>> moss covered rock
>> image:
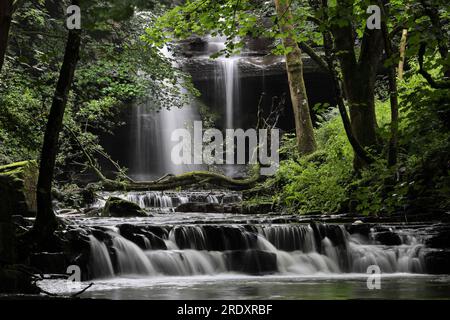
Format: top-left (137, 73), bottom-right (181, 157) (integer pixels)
top-left (0, 160), bottom-right (38, 217)
top-left (102, 197), bottom-right (148, 217)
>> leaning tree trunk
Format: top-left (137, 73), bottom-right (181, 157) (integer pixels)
top-left (274, 0), bottom-right (317, 155)
top-left (34, 28), bottom-right (81, 235)
top-left (0, 0), bottom-right (12, 73)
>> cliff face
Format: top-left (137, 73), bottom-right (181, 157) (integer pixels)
top-left (176, 36), bottom-right (326, 81)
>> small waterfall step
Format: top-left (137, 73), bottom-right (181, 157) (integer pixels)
top-left (85, 221), bottom-right (431, 280)
top-left (92, 190), bottom-right (242, 211)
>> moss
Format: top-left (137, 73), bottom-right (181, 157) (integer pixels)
top-left (0, 160), bottom-right (38, 217)
top-left (102, 197), bottom-right (148, 217)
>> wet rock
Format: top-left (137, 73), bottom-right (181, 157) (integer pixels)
top-left (0, 160), bottom-right (38, 217)
top-left (146, 226), bottom-right (169, 239)
top-left (91, 228), bottom-right (113, 243)
top-left (81, 184), bottom-right (98, 207)
top-left (102, 197), bottom-right (148, 217)
top-left (225, 250), bottom-right (277, 275)
top-left (426, 226), bottom-right (450, 249)
top-left (84, 207), bottom-right (103, 217)
top-left (374, 231), bottom-right (402, 246)
top-left (323, 225), bottom-right (347, 247)
top-left (310, 222), bottom-right (326, 252)
top-left (424, 250), bottom-right (450, 274)
top-left (171, 225), bottom-right (259, 251)
top-left (345, 223), bottom-right (374, 237)
top-left (118, 224), bottom-right (167, 250)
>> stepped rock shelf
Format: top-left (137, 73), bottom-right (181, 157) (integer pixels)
top-left (15, 190), bottom-right (450, 299)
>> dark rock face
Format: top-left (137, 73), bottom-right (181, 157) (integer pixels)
top-left (345, 223), bottom-right (374, 237)
top-left (374, 231), bottom-right (402, 246)
top-left (102, 197), bottom-right (148, 217)
top-left (225, 250), bottom-right (277, 275)
top-left (29, 252), bottom-right (68, 274)
top-left (424, 250), bottom-right (450, 274)
top-left (172, 225), bottom-right (259, 251)
top-left (426, 225), bottom-right (450, 249)
top-left (118, 224), bottom-right (167, 250)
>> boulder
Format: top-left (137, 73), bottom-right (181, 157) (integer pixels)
top-left (102, 197), bottom-right (148, 217)
top-left (374, 231), bottom-right (402, 246)
top-left (0, 160), bottom-right (38, 217)
top-left (345, 223), bottom-right (373, 237)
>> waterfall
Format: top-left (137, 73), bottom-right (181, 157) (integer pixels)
top-left (111, 234), bottom-right (157, 275)
top-left (88, 235), bottom-right (114, 279)
top-left (129, 46), bottom-right (201, 180)
top-left (217, 57), bottom-right (240, 129)
top-left (88, 223), bottom-right (427, 279)
top-left (92, 191), bottom-right (235, 212)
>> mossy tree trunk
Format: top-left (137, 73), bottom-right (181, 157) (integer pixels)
top-left (274, 0), bottom-right (317, 155)
top-left (34, 25), bottom-right (81, 236)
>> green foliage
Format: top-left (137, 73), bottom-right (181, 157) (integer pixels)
top-left (259, 69), bottom-right (450, 215)
top-left (272, 109), bottom-right (353, 213)
top-left (0, 0), bottom-right (198, 182)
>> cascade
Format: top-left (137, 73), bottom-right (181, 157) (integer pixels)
top-left (91, 191), bottom-right (235, 212)
top-left (87, 223), bottom-right (427, 279)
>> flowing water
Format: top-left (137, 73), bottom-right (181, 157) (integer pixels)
top-left (43, 191), bottom-right (450, 299)
top-left (129, 36), bottom-right (245, 179)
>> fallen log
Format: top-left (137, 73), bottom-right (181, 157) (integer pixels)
top-left (64, 125), bottom-right (262, 191)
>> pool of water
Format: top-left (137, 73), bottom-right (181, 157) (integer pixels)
top-left (38, 274), bottom-right (450, 300)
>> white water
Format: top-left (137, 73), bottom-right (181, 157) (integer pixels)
top-left (91, 191), bottom-right (233, 212)
top-left (88, 223), bottom-right (427, 279)
top-left (130, 46), bottom-right (201, 180)
top-left (217, 57), bottom-right (240, 129)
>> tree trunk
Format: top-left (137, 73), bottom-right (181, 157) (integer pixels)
top-left (397, 29), bottom-right (408, 80)
top-left (0, 0), bottom-right (12, 73)
top-left (34, 27), bottom-right (81, 235)
top-left (379, 2), bottom-right (399, 167)
top-left (274, 0), bottom-right (317, 155)
top-left (331, 0), bottom-right (383, 169)
top-left (419, 0), bottom-right (449, 77)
